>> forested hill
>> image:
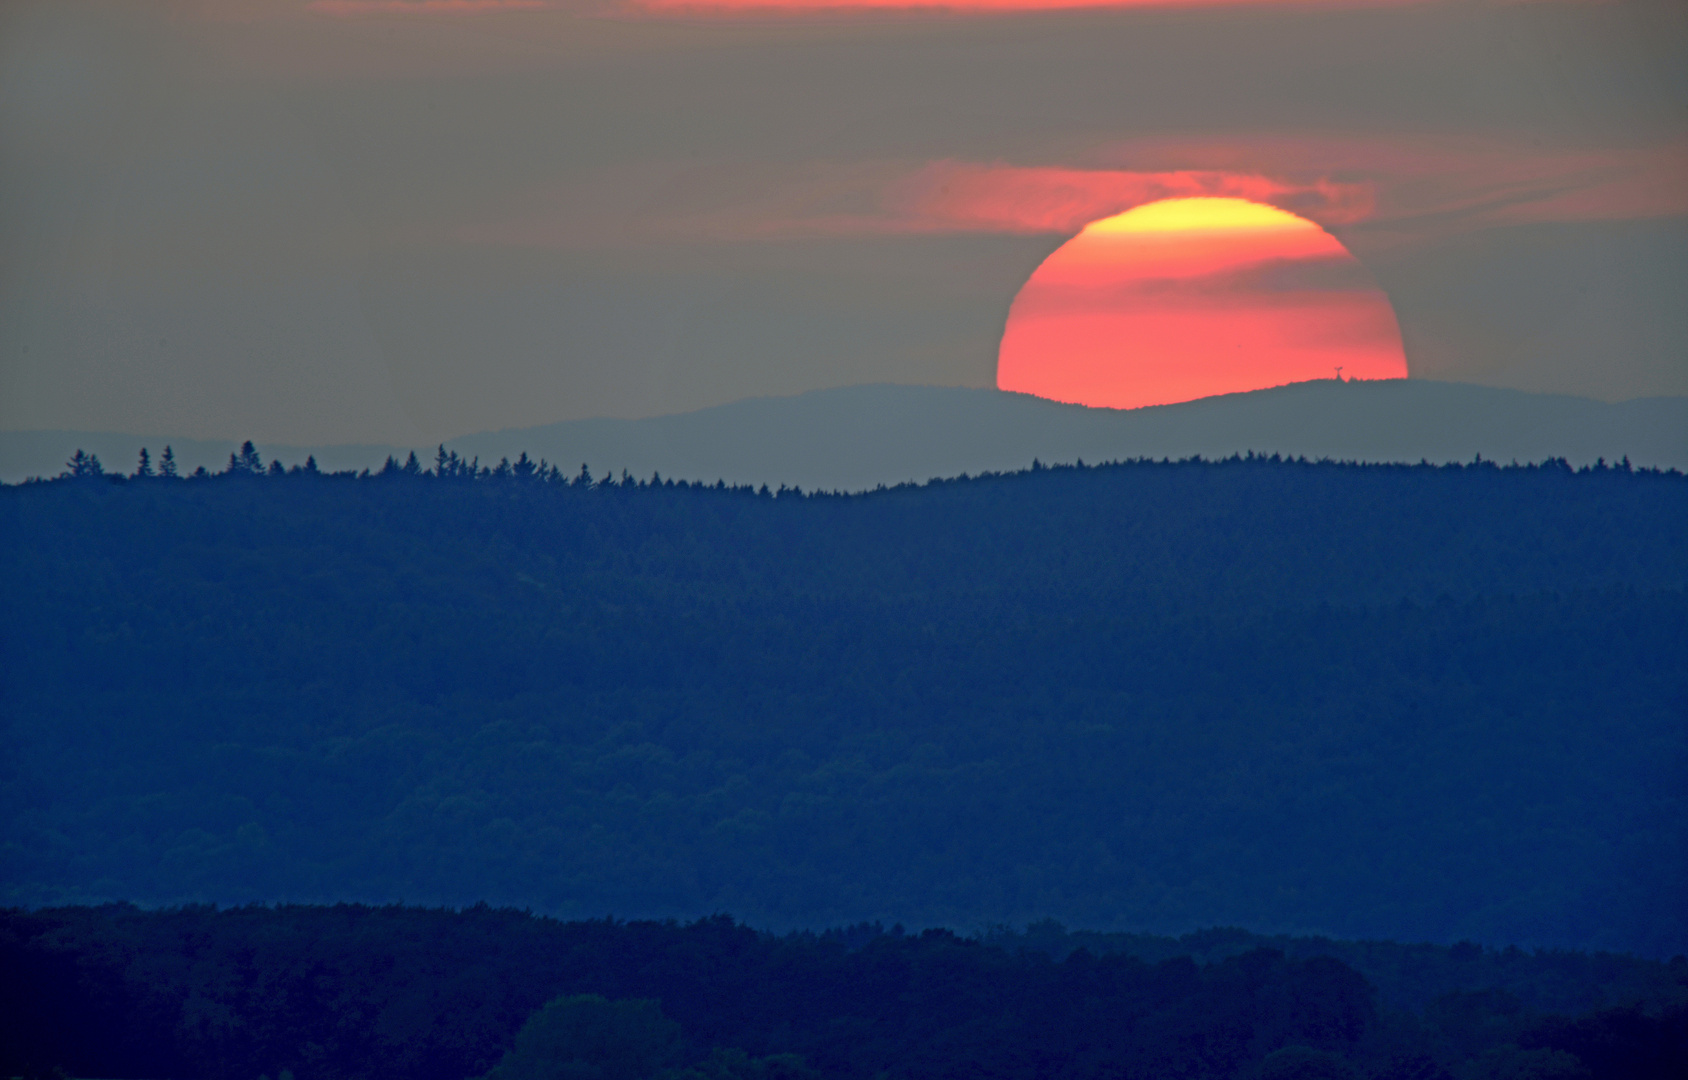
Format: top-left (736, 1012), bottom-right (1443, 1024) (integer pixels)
top-left (2, 454), bottom-right (1685, 955)
top-left (5, 905), bottom-right (1686, 1080)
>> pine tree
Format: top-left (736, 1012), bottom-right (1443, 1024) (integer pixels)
top-left (159, 446), bottom-right (178, 477)
top-left (135, 448), bottom-right (154, 478)
top-left (227, 441), bottom-right (264, 475)
top-left (66, 449), bottom-right (104, 478)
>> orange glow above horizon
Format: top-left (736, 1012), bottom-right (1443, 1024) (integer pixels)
top-left (996, 198), bottom-right (1408, 410)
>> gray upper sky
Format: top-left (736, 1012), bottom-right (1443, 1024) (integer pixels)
top-left (2, 0), bottom-right (1684, 445)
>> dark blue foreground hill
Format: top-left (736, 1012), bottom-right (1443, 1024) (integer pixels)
top-left (4, 904), bottom-right (1685, 1080)
top-left (1, 454), bottom-right (1684, 954)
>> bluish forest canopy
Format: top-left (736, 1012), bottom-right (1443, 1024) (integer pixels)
top-left (2, 451), bottom-right (1684, 957)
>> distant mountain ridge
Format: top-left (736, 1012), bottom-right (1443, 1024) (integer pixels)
top-left (6, 378), bottom-right (1685, 488)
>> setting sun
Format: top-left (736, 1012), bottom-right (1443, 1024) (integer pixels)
top-left (997, 197), bottom-right (1408, 410)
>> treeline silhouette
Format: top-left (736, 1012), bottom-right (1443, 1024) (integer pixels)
top-left (3, 904), bottom-right (1685, 1080)
top-left (2, 448), bottom-right (1685, 955)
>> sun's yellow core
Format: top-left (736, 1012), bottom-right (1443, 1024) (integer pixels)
top-left (1084, 196), bottom-right (1310, 235)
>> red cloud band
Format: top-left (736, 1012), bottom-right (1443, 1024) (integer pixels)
top-left (307, 0), bottom-right (546, 15)
top-left (633, 0), bottom-right (1417, 12)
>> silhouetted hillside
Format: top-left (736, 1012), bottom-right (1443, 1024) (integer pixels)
top-left (2, 454), bottom-right (1684, 955)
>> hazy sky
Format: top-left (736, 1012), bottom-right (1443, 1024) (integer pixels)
top-left (2, 0), bottom-right (1684, 445)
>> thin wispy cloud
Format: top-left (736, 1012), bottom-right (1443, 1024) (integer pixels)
top-left (1097, 136), bottom-right (1688, 235)
top-left (451, 163), bottom-right (1369, 248)
top-left (890, 164), bottom-right (1373, 233)
top-left (454, 138), bottom-right (1684, 250)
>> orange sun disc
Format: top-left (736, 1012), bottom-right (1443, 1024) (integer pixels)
top-left (996, 197), bottom-right (1408, 410)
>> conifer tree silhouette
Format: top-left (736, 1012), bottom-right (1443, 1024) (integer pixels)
top-left (65, 449), bottom-right (102, 477)
top-left (227, 441), bottom-right (263, 475)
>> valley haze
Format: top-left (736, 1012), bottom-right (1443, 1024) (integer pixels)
top-left (4, 378), bottom-right (1686, 489)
